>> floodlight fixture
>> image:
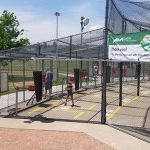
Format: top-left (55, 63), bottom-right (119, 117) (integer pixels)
top-left (80, 16), bottom-right (89, 49)
top-left (81, 16), bottom-right (85, 21)
top-left (54, 12), bottom-right (60, 17)
top-left (83, 18), bottom-right (89, 26)
top-left (54, 12), bottom-right (60, 39)
top-left (80, 16), bottom-right (90, 32)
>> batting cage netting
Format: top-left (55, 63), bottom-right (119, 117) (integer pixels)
top-left (108, 0), bottom-right (150, 33)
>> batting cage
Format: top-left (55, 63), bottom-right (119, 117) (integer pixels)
top-left (103, 0), bottom-right (150, 142)
top-left (0, 0), bottom-right (150, 142)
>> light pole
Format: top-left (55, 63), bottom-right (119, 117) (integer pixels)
top-left (54, 12), bottom-right (60, 58)
top-left (80, 16), bottom-right (85, 48)
top-left (80, 16), bottom-right (89, 48)
top-left (80, 16), bottom-right (89, 88)
top-left (54, 12), bottom-right (60, 39)
top-left (101, 0), bottom-right (109, 124)
top-left (54, 12), bottom-right (60, 97)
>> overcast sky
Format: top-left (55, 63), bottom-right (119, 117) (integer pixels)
top-left (0, 0), bottom-right (105, 44)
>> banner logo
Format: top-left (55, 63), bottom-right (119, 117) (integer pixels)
top-left (140, 35), bottom-right (150, 51)
top-left (113, 38), bottom-right (123, 43)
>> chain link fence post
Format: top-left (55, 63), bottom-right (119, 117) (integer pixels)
top-left (15, 87), bottom-right (19, 116)
top-left (23, 59), bottom-right (25, 102)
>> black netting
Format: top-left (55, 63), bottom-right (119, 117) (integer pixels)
top-left (0, 28), bottom-right (104, 60)
top-left (108, 0), bottom-right (150, 33)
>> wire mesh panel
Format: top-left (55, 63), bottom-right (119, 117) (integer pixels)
top-left (0, 59), bottom-right (10, 113)
top-left (106, 61), bottom-right (150, 142)
top-left (0, 28), bottom-right (105, 60)
top-left (104, 1), bottom-right (150, 142)
top-left (0, 59), bottom-right (26, 114)
top-left (0, 58), bottom-right (104, 123)
top-left (108, 0), bottom-right (150, 33)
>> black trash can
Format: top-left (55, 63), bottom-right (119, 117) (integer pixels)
top-left (33, 71), bottom-right (42, 102)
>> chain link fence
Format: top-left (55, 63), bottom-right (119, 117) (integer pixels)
top-left (0, 5), bottom-right (150, 140)
top-left (0, 58), bottom-right (150, 142)
top-left (105, 61), bottom-right (150, 143)
top-left (0, 59), bottom-right (102, 113)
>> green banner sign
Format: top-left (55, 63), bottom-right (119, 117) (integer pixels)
top-left (108, 31), bottom-right (150, 61)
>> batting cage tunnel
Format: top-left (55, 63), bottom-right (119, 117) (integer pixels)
top-left (0, 0), bottom-right (150, 143)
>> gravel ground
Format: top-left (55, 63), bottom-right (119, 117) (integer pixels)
top-left (0, 128), bottom-right (114, 150)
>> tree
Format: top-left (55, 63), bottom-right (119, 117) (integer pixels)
top-left (0, 10), bottom-right (30, 50)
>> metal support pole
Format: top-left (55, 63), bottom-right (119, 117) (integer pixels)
top-left (62, 78), bottom-right (64, 94)
top-left (81, 30), bottom-right (83, 48)
top-left (101, 0), bottom-right (109, 124)
top-left (42, 60), bottom-right (44, 95)
top-left (112, 62), bottom-right (114, 83)
top-left (54, 13), bottom-right (60, 97)
top-left (38, 44), bottom-right (41, 56)
top-left (76, 52), bottom-right (78, 68)
top-left (100, 62), bottom-right (103, 85)
top-left (149, 66), bottom-right (150, 81)
top-left (142, 63), bottom-right (145, 80)
top-left (67, 60), bottom-right (69, 82)
top-left (94, 73), bottom-right (96, 87)
top-left (15, 89), bottom-right (18, 116)
top-left (42, 60), bottom-right (44, 73)
top-left (54, 12), bottom-right (60, 58)
top-left (80, 16), bottom-right (84, 48)
top-left (50, 60), bottom-right (53, 70)
top-left (23, 60), bottom-right (25, 102)
top-left (119, 62), bottom-right (123, 106)
top-left (80, 60), bottom-right (83, 88)
top-left (137, 62), bottom-right (141, 96)
top-left (101, 61), bottom-right (107, 124)
top-left (35, 60), bottom-right (38, 71)
top-left (87, 61), bottom-right (90, 86)
top-left (69, 36), bottom-right (72, 59)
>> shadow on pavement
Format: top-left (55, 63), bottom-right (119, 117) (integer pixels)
top-left (110, 124), bottom-right (150, 143)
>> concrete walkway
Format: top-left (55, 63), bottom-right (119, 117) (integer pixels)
top-left (0, 118), bottom-right (149, 150)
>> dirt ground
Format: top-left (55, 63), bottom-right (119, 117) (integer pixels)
top-left (0, 128), bottom-right (114, 150)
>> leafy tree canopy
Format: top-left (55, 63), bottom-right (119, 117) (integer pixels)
top-left (0, 10), bottom-right (30, 50)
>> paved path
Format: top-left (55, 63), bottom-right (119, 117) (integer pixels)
top-left (0, 118), bottom-right (149, 150)
top-left (17, 83), bottom-right (150, 143)
top-left (0, 128), bottom-right (113, 150)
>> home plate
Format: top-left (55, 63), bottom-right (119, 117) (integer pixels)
top-left (106, 110), bottom-right (113, 116)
